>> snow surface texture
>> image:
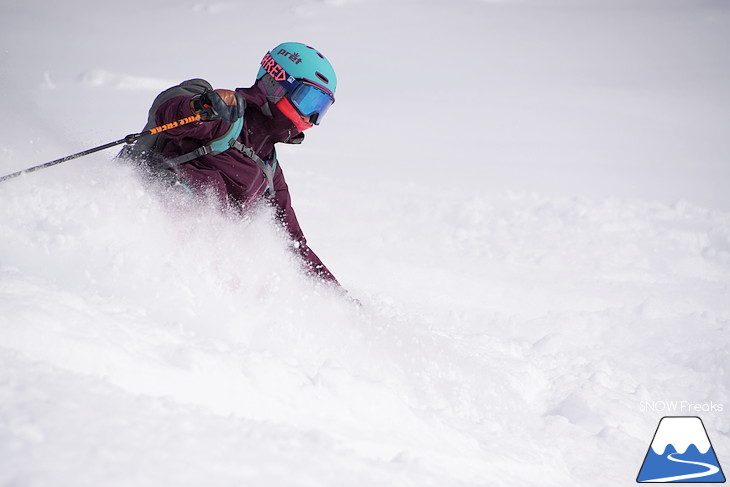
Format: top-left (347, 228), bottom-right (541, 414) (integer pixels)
top-left (1, 0), bottom-right (729, 485)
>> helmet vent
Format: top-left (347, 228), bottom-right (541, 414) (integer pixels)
top-left (316, 72), bottom-right (329, 84)
top-left (316, 52), bottom-right (324, 59)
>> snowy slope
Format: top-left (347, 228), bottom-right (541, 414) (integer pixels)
top-left (1, 0), bottom-right (730, 486)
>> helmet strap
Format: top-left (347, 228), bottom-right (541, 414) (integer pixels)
top-left (257, 74), bottom-right (287, 104)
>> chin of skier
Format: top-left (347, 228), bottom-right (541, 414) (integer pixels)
top-left (152, 42), bottom-right (340, 286)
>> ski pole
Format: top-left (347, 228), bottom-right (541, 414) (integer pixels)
top-left (0, 114), bottom-right (202, 183)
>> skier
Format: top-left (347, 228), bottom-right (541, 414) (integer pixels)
top-left (144, 42), bottom-right (339, 285)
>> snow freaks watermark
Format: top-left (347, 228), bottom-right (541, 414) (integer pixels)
top-left (639, 400), bottom-right (724, 414)
top-left (636, 416), bottom-right (726, 483)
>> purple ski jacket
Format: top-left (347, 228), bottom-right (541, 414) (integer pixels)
top-left (155, 81), bottom-right (338, 284)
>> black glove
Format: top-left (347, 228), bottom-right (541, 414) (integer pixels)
top-left (192, 89), bottom-right (245, 123)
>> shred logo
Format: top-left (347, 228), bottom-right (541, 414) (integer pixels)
top-left (260, 53), bottom-right (289, 82)
top-left (260, 50), bottom-right (304, 82)
top-left (637, 416), bottom-right (726, 483)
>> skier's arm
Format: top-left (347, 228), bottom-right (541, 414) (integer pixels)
top-left (272, 164), bottom-right (339, 285)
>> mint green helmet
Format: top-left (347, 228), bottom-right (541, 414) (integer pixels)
top-left (257, 42), bottom-right (337, 95)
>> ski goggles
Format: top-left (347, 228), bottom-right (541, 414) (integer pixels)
top-left (286, 80), bottom-right (334, 125)
top-left (260, 52), bottom-right (335, 125)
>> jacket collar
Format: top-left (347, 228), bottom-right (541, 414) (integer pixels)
top-left (236, 81), bottom-right (305, 145)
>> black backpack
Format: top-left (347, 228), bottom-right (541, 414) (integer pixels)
top-left (119, 79), bottom-right (276, 194)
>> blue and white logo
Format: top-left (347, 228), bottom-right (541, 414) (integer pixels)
top-left (637, 416), bottom-right (726, 483)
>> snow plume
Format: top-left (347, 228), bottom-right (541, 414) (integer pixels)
top-left (0, 159), bottom-right (353, 344)
top-left (0, 160), bottom-right (511, 483)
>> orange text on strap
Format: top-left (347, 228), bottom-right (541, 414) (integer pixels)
top-left (150, 114), bottom-right (202, 135)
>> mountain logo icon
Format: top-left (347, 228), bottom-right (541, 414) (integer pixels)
top-left (637, 416), bottom-right (726, 483)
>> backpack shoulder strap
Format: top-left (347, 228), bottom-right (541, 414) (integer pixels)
top-left (163, 116), bottom-right (244, 167)
top-left (163, 121), bottom-right (277, 199)
top-left (229, 139), bottom-right (277, 197)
